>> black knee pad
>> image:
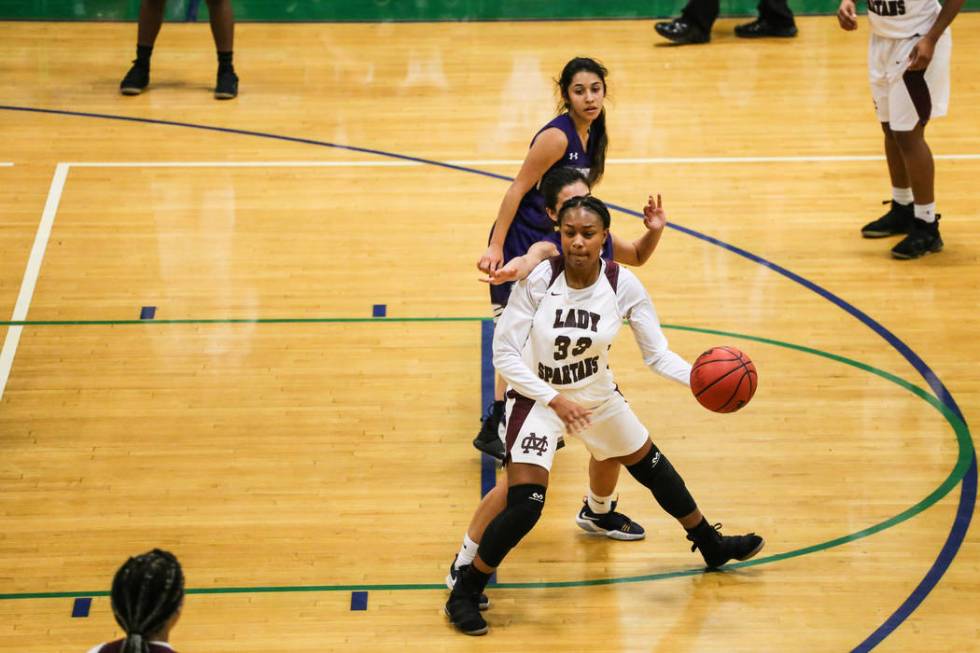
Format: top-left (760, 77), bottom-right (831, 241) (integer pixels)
top-left (626, 445), bottom-right (697, 519)
top-left (476, 484), bottom-right (546, 568)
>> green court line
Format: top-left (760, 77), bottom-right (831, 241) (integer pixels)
top-left (0, 317), bottom-right (486, 326)
top-left (0, 327), bottom-right (971, 601)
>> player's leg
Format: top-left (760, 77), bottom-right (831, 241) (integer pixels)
top-left (861, 122), bottom-right (915, 237)
top-left (887, 32), bottom-right (951, 259)
top-left (616, 438), bottom-right (764, 568)
top-left (120, 0), bottom-right (167, 95)
top-left (574, 456), bottom-right (646, 540)
top-left (205, 0), bottom-right (238, 99)
top-left (447, 395), bottom-right (559, 635)
top-left (445, 470), bottom-right (507, 609)
top-left (473, 303), bottom-right (507, 459)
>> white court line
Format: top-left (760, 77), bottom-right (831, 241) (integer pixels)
top-left (0, 163), bottom-right (13, 167)
top-left (64, 153), bottom-right (980, 168)
top-left (0, 163), bottom-right (69, 402)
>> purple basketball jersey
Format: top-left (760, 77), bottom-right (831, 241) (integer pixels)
top-left (490, 113), bottom-right (598, 307)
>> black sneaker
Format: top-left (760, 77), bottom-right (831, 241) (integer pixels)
top-left (891, 216), bottom-right (943, 259)
top-left (120, 61), bottom-right (149, 95)
top-left (734, 18), bottom-right (798, 38)
top-left (472, 400), bottom-right (505, 460)
top-left (687, 521), bottom-right (765, 569)
top-left (862, 200), bottom-right (914, 238)
top-left (445, 566), bottom-right (490, 636)
top-left (654, 19), bottom-right (710, 44)
top-left (574, 499), bottom-right (646, 541)
top-left (215, 68), bottom-right (239, 99)
top-left (445, 556), bottom-right (490, 610)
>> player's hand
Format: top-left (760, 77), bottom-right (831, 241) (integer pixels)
top-left (908, 36), bottom-right (936, 71)
top-left (479, 264), bottom-right (520, 285)
top-left (643, 193), bottom-right (667, 232)
top-left (548, 395), bottom-right (592, 433)
top-left (837, 0), bottom-right (858, 30)
top-left (478, 243), bottom-right (504, 273)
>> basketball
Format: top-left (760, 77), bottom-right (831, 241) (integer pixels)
top-left (690, 346), bottom-right (758, 413)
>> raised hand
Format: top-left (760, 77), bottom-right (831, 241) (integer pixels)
top-left (643, 193), bottom-right (667, 232)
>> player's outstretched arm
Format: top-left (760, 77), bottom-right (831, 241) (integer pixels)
top-left (612, 194), bottom-right (666, 266)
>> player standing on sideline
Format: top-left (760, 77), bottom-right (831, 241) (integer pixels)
top-left (87, 549), bottom-right (185, 653)
top-left (838, 0), bottom-right (963, 258)
top-left (446, 196), bottom-right (764, 635)
top-left (120, 0), bottom-right (239, 99)
top-left (474, 56), bottom-right (610, 460)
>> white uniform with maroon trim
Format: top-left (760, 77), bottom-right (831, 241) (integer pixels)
top-left (492, 257), bottom-right (691, 470)
top-left (866, 0), bottom-right (950, 131)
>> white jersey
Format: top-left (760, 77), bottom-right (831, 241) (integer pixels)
top-left (493, 257), bottom-right (691, 410)
top-left (867, 0), bottom-right (942, 39)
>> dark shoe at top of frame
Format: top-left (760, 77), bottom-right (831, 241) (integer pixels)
top-left (445, 556), bottom-right (490, 610)
top-left (575, 499), bottom-right (646, 541)
top-left (472, 400), bottom-right (505, 460)
top-left (861, 199), bottom-right (914, 238)
top-left (654, 20), bottom-right (710, 45)
top-left (215, 68), bottom-right (239, 100)
top-left (120, 61), bottom-right (149, 95)
top-left (891, 216), bottom-right (943, 259)
top-left (734, 18), bottom-right (798, 38)
top-left (687, 521), bottom-right (765, 569)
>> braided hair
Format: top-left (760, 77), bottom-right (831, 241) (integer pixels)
top-left (110, 549), bottom-right (184, 653)
top-left (557, 194), bottom-right (612, 230)
top-left (556, 57), bottom-right (609, 186)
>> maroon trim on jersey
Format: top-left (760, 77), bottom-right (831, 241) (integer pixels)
top-left (97, 640), bottom-right (177, 653)
top-left (603, 260), bottom-right (620, 292)
top-left (503, 390), bottom-right (536, 466)
top-left (902, 69), bottom-right (931, 126)
top-left (546, 255), bottom-right (565, 289)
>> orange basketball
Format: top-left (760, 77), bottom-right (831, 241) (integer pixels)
top-left (690, 346), bottom-right (758, 413)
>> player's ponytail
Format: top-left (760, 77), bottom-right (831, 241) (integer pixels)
top-left (111, 549), bottom-right (184, 653)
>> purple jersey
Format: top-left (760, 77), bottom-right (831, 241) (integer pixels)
top-left (541, 230), bottom-right (614, 260)
top-left (490, 113), bottom-right (598, 307)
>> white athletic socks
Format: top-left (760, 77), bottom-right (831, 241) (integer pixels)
top-left (587, 491), bottom-right (615, 515)
top-left (914, 202), bottom-right (937, 223)
top-left (892, 187), bottom-right (914, 205)
top-left (455, 534), bottom-right (479, 569)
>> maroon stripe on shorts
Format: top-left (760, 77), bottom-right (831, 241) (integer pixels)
top-left (503, 390), bottom-right (535, 465)
top-left (902, 69), bottom-right (932, 126)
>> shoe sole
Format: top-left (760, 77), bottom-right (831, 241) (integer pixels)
top-left (120, 87), bottom-right (145, 95)
top-left (214, 92), bottom-right (238, 100)
top-left (891, 243), bottom-right (943, 260)
top-left (445, 573), bottom-right (490, 610)
top-left (444, 605), bottom-right (489, 636)
top-left (574, 516), bottom-right (646, 541)
top-left (862, 229), bottom-right (908, 238)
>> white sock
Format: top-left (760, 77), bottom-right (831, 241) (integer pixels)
top-left (587, 491), bottom-right (615, 515)
top-left (914, 202), bottom-right (937, 223)
top-left (892, 187), bottom-right (914, 205)
top-left (455, 534), bottom-right (479, 569)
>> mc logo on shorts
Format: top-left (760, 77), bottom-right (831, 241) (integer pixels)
top-left (521, 433), bottom-right (549, 456)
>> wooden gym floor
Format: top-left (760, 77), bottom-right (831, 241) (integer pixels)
top-left (0, 15), bottom-right (977, 652)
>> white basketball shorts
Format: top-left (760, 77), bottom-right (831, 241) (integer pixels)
top-left (502, 389), bottom-right (649, 471)
top-left (868, 30), bottom-right (951, 131)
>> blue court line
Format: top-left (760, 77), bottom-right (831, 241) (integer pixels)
top-left (350, 591), bottom-right (368, 610)
top-left (71, 597), bottom-right (91, 617)
top-left (1, 104), bottom-right (973, 649)
top-left (372, 304), bottom-right (386, 317)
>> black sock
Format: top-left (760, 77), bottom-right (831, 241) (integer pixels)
top-left (135, 44), bottom-right (153, 67)
top-left (685, 517), bottom-right (709, 535)
top-left (217, 50), bottom-right (234, 73)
